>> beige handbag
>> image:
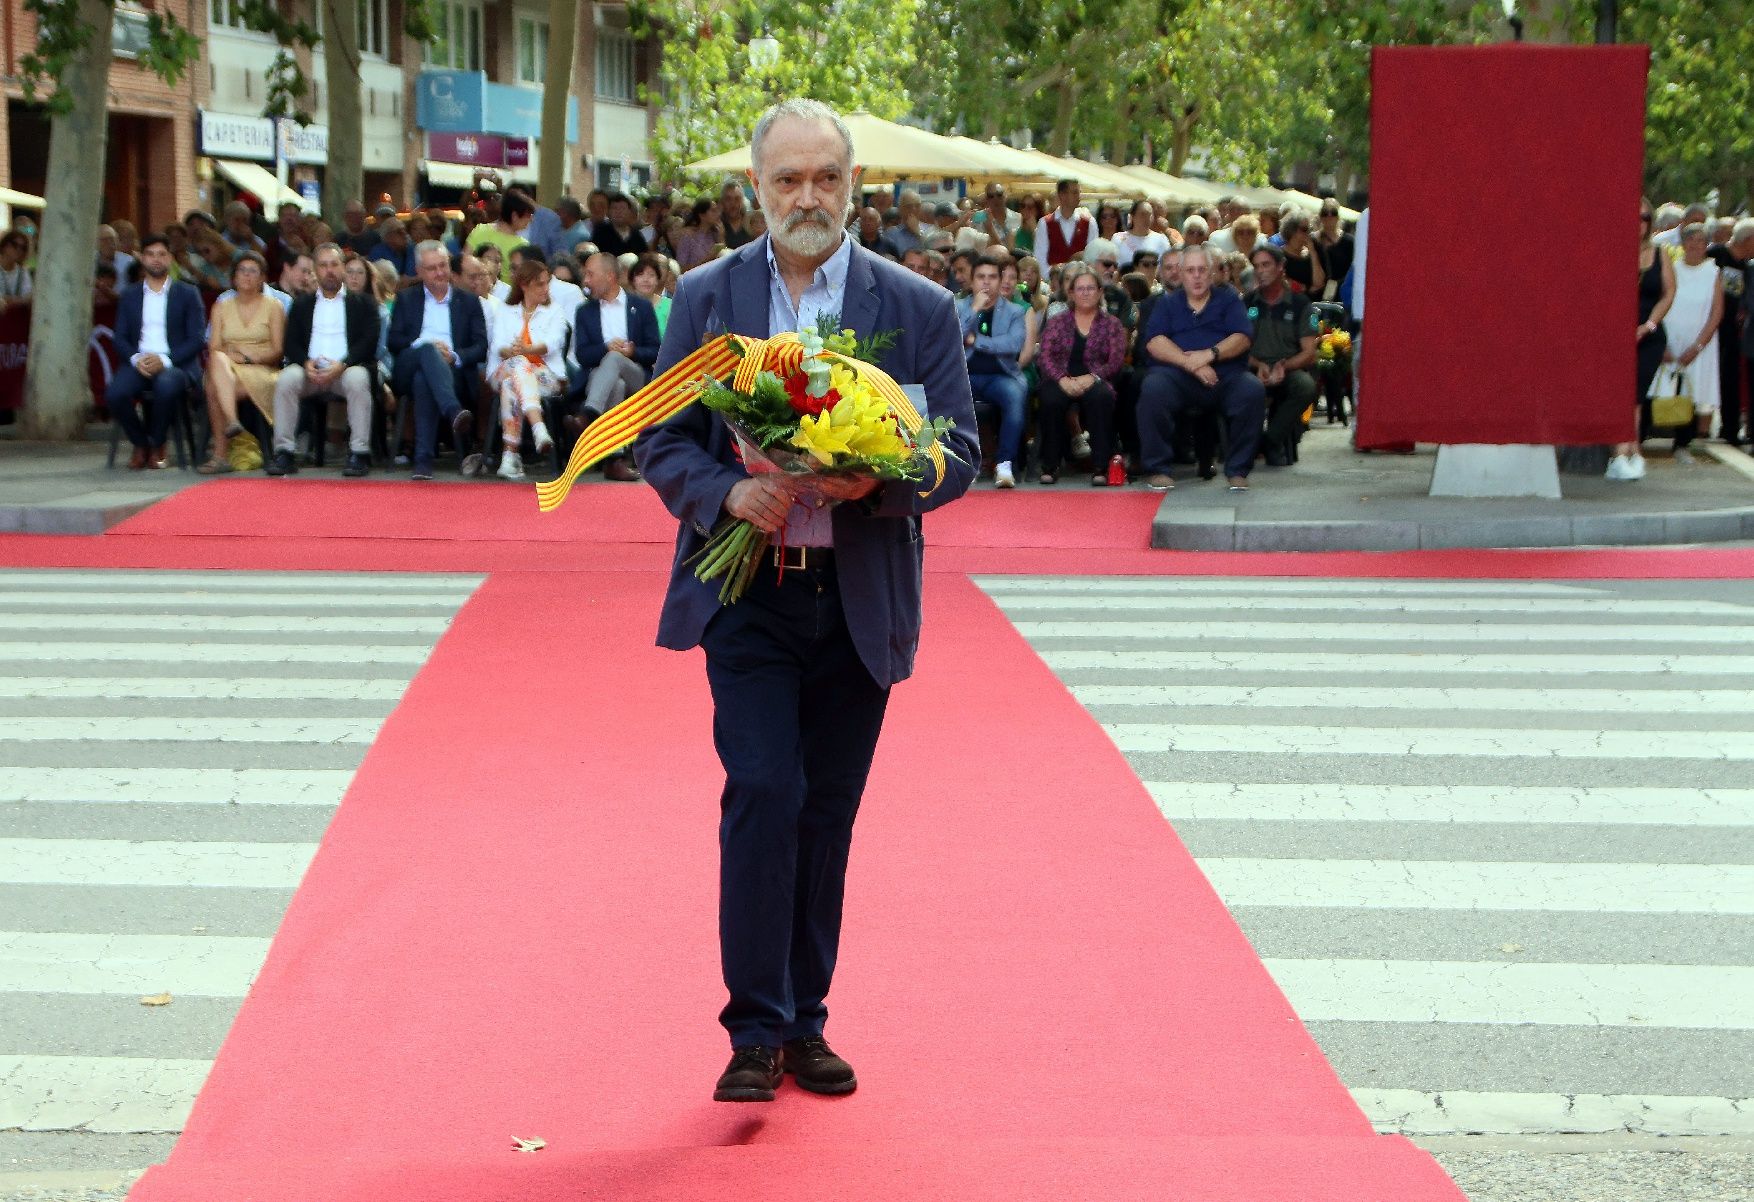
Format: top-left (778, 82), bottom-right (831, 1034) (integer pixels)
top-left (1649, 365), bottom-right (1694, 429)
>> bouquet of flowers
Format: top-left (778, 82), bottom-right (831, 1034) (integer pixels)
top-left (1316, 327), bottom-right (1353, 373)
top-left (690, 314), bottom-right (960, 603)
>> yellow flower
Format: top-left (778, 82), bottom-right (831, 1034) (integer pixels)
top-left (792, 409), bottom-right (855, 465)
top-left (789, 385), bottom-right (909, 466)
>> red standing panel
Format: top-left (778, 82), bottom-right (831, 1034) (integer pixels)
top-left (1359, 45), bottom-right (1649, 447)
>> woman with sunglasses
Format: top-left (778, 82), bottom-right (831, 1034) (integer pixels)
top-left (1611, 199), bottom-right (1677, 480)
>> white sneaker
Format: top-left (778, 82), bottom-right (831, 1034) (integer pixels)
top-left (1070, 431), bottom-right (1091, 460)
top-left (1675, 447), bottom-right (1696, 466)
top-left (1605, 455), bottom-right (1632, 481)
top-left (994, 461), bottom-right (1016, 489)
top-left (496, 454), bottom-right (525, 480)
top-left (1627, 453), bottom-right (1646, 479)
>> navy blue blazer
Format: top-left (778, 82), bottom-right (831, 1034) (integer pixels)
top-left (571, 292), bottom-right (661, 374)
top-left (632, 235), bottom-right (980, 688)
top-left (384, 283), bottom-right (488, 391)
top-left (114, 280), bottom-right (205, 377)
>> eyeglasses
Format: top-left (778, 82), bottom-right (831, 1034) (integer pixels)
top-left (1098, 260), bottom-right (1119, 268)
top-left (1640, 213), bottom-right (1653, 222)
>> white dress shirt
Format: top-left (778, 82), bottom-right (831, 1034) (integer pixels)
top-left (413, 285), bottom-right (458, 363)
top-left (308, 289), bottom-right (349, 364)
top-left (1034, 209), bottom-right (1092, 262)
top-left (133, 279), bottom-right (172, 368)
top-left (549, 277), bottom-right (585, 323)
top-left (596, 288), bottom-right (630, 345)
top-left (765, 234), bottom-right (854, 548)
top-left (489, 299), bottom-right (572, 379)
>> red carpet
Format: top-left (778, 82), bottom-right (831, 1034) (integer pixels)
top-left (126, 571), bottom-right (1462, 1201)
top-left (108, 478), bottom-right (1165, 551)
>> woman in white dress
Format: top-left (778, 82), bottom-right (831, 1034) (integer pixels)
top-left (1657, 223), bottom-right (1724, 462)
top-left (487, 259), bottom-right (570, 480)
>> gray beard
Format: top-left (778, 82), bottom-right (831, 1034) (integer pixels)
top-left (771, 214), bottom-right (840, 258)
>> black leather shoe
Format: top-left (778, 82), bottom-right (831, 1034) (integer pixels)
top-left (342, 452), bottom-right (370, 477)
top-left (451, 408), bottom-right (474, 445)
top-left (781, 1035), bottom-right (857, 1096)
top-left (713, 1045), bottom-right (781, 1102)
top-left (265, 450), bottom-right (297, 476)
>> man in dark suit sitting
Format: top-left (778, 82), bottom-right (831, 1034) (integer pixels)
top-left (270, 243), bottom-right (383, 477)
top-left (385, 239), bottom-right (485, 480)
top-left (107, 234), bottom-right (204, 469)
top-left (569, 251), bottom-right (660, 481)
top-left (633, 99), bottom-right (979, 1104)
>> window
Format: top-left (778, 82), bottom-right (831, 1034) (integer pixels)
top-left (357, 0), bottom-right (388, 57)
top-left (424, 0), bottom-right (483, 71)
top-left (516, 15), bottom-right (548, 86)
top-left (596, 161), bottom-right (650, 192)
top-left (209, 0), bottom-right (250, 31)
top-left (595, 29), bottom-right (637, 103)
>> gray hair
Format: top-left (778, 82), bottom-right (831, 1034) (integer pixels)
top-left (750, 99), bottom-right (854, 178)
top-left (1652, 202), bottom-right (1685, 230)
top-left (1683, 202), bottom-right (1711, 221)
top-left (1280, 211), bottom-right (1312, 238)
top-left (1181, 214), bottom-right (1209, 237)
top-left (1061, 261), bottom-right (1103, 297)
top-left (1678, 222), bottom-right (1708, 243)
top-left (1180, 243), bottom-right (1215, 268)
top-left (1732, 218), bottom-right (1754, 247)
top-left (1708, 217), bottom-right (1734, 240)
top-left (414, 239), bottom-right (448, 266)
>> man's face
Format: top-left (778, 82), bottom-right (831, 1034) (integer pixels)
top-left (750, 116), bottom-right (857, 260)
top-left (463, 258), bottom-right (494, 297)
top-left (1135, 253), bottom-right (1159, 276)
top-left (609, 199), bottom-right (635, 229)
top-left (385, 226), bottom-right (409, 252)
top-left (1251, 251), bottom-right (1282, 291)
top-left (985, 186), bottom-right (1007, 214)
top-left (1234, 227), bottom-right (1258, 255)
top-left (343, 203), bottom-right (366, 233)
top-left (899, 196), bottom-right (920, 225)
top-left (139, 243), bottom-right (171, 279)
top-left (282, 255), bottom-right (315, 293)
top-left (227, 209), bottom-right (252, 235)
top-left (720, 186), bottom-right (746, 222)
top-left (279, 205), bottom-right (302, 235)
top-left (588, 192), bottom-right (610, 222)
top-left (858, 208), bottom-right (880, 238)
top-left (1160, 256), bottom-right (1182, 290)
top-left (418, 249), bottom-right (450, 292)
top-left (902, 249), bottom-right (929, 277)
top-left (952, 258), bottom-right (973, 291)
top-left (583, 257), bottom-right (617, 297)
top-left (315, 248), bottom-right (346, 294)
top-left (1057, 183), bottom-right (1080, 211)
top-left (971, 264), bottom-right (999, 297)
top-left (1094, 251), bottom-right (1119, 281)
top-left (1181, 254), bottom-right (1210, 299)
top-left (97, 228), bottom-right (117, 257)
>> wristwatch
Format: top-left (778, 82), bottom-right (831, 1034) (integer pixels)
top-left (241, 353), bottom-right (251, 364)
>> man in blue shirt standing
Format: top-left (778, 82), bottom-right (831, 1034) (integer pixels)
top-left (1135, 243), bottom-right (1265, 492)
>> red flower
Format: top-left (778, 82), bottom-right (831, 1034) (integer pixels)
top-left (784, 373), bottom-right (840, 417)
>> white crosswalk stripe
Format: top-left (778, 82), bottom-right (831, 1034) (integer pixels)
top-left (0, 568), bottom-right (474, 1137)
top-left (983, 574), bottom-right (1754, 1136)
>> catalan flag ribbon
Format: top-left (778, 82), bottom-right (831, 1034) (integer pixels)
top-left (534, 331), bottom-right (945, 513)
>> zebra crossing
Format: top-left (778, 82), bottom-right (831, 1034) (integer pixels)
top-left (0, 569), bottom-right (481, 1135)
top-left (977, 573), bottom-right (1754, 1137)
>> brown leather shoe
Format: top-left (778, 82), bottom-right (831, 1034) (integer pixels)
top-left (713, 1045), bottom-right (781, 1102)
top-left (563, 412), bottom-right (587, 437)
top-left (127, 445), bottom-right (148, 471)
top-left (781, 1035), bottom-right (857, 1096)
top-left (603, 456), bottom-right (642, 482)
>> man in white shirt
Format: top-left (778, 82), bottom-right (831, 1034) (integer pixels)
top-left (568, 252), bottom-right (660, 480)
top-left (974, 182), bottom-right (1022, 248)
top-left (1035, 178), bottom-right (1095, 266)
top-left (105, 235), bottom-right (204, 468)
top-left (269, 243), bottom-right (382, 477)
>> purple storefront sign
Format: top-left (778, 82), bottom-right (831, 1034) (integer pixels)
top-left (427, 133), bottom-right (533, 169)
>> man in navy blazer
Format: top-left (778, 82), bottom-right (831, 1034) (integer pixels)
top-left (107, 235), bottom-right (205, 469)
top-left (633, 100), bottom-right (978, 1105)
top-left (385, 239), bottom-right (486, 479)
top-left (568, 252), bottom-right (661, 481)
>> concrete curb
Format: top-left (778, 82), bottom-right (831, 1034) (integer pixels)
top-left (0, 493), bottom-right (165, 535)
top-left (1151, 498), bottom-right (1754, 551)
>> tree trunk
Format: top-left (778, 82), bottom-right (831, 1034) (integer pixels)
top-left (1046, 77), bottom-right (1077, 157)
top-left (1168, 109), bottom-right (1197, 176)
top-left (22, 0), bottom-right (114, 441)
top-left (322, 0), bottom-right (365, 222)
top-left (539, 0), bottom-right (579, 204)
top-left (1109, 92), bottom-right (1133, 167)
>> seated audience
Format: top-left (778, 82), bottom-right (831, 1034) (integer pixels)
top-left (1037, 263), bottom-right (1127, 486)
top-left (592, 192), bottom-right (648, 258)
top-left (568, 251), bottom-right (661, 481)
top-left (386, 240), bottom-right (484, 480)
top-left (629, 253), bottom-right (671, 337)
top-left (1135, 244), bottom-right (1265, 492)
top-left (366, 216), bottom-right (417, 288)
top-left (1116, 200), bottom-right (1170, 268)
top-left (221, 202), bottom-right (266, 256)
top-left (487, 258), bottom-right (569, 479)
top-left (0, 228), bottom-right (31, 308)
top-left (1279, 212), bottom-right (1327, 294)
top-left (107, 235), bottom-right (204, 469)
top-left (199, 250), bottom-right (284, 473)
top-left (278, 251), bottom-right (315, 298)
top-left (269, 243), bottom-right (382, 478)
top-left (338, 200), bottom-right (379, 256)
top-left (956, 252), bottom-right (1030, 488)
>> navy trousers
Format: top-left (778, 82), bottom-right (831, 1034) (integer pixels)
top-left (393, 344), bottom-right (467, 471)
top-left (106, 363), bottom-right (193, 449)
top-left (1137, 367), bottom-right (1266, 479)
top-left (699, 557), bottom-right (890, 1049)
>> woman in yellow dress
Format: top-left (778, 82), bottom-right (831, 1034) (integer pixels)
top-left (199, 251), bottom-right (285, 473)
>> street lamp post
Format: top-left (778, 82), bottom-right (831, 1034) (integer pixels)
top-left (1595, 0), bottom-right (1618, 43)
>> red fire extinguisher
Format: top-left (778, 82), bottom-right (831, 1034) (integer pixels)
top-left (1107, 454), bottom-right (1127, 487)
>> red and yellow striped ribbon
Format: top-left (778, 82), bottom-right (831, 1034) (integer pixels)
top-left (534, 331), bottom-right (945, 512)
